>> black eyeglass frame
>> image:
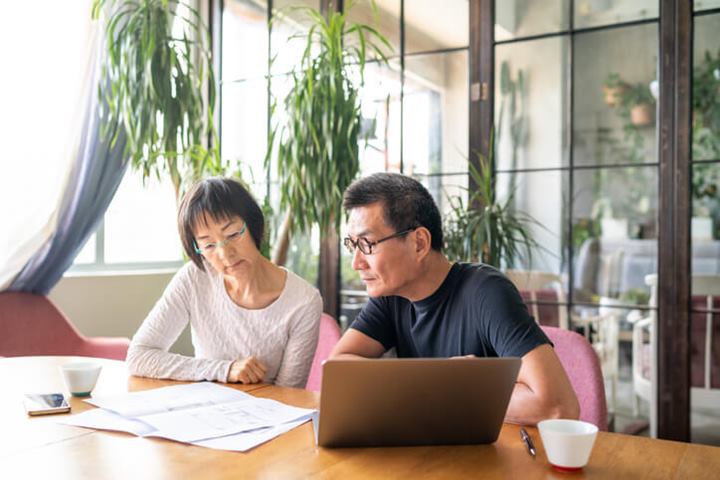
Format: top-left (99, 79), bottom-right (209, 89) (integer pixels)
top-left (343, 227), bottom-right (418, 255)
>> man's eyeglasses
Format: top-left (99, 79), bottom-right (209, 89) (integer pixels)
top-left (343, 227), bottom-right (417, 255)
top-left (194, 223), bottom-right (247, 256)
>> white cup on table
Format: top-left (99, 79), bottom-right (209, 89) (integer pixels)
top-left (538, 419), bottom-right (598, 471)
top-left (60, 361), bottom-right (102, 397)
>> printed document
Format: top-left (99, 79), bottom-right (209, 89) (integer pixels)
top-left (60, 383), bottom-right (315, 451)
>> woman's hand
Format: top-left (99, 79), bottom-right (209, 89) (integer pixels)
top-left (227, 356), bottom-right (267, 384)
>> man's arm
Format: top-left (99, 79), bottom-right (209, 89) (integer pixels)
top-left (505, 343), bottom-right (580, 425)
top-left (329, 329), bottom-right (386, 359)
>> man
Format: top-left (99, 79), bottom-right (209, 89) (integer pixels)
top-left (330, 173), bottom-right (579, 426)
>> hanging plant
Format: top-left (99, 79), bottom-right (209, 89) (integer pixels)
top-left (602, 72), bottom-right (629, 107)
top-left (620, 83), bottom-right (655, 127)
top-left (92, 0), bottom-right (221, 200)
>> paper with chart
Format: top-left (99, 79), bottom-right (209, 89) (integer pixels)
top-left (60, 382), bottom-right (315, 450)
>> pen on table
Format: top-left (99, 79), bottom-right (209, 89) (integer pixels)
top-left (519, 427), bottom-right (536, 457)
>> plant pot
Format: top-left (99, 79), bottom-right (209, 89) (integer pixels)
top-left (630, 104), bottom-right (654, 126)
top-left (602, 84), bottom-right (627, 107)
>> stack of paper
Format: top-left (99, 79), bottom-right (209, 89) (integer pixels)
top-left (60, 383), bottom-right (316, 451)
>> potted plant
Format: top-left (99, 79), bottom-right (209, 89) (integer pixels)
top-left (92, 0), bottom-right (222, 200)
top-left (621, 83), bottom-right (656, 127)
top-left (602, 72), bottom-right (628, 107)
top-left (443, 143), bottom-right (545, 269)
top-left (268, 4), bottom-right (391, 265)
top-left (602, 74), bottom-right (655, 163)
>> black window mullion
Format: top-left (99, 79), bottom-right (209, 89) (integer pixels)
top-left (656, 0), bottom-right (692, 441)
top-left (468, 0), bottom-right (493, 208)
top-left (266, 0), bottom-right (273, 198)
top-left (566, 0), bottom-right (575, 325)
top-left (494, 16), bottom-right (660, 46)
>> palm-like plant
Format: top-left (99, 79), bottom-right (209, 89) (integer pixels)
top-left (269, 3), bottom-right (391, 263)
top-left (92, 0), bottom-right (221, 200)
top-left (443, 148), bottom-right (544, 269)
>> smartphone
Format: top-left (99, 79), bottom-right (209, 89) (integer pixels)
top-left (24, 393), bottom-right (71, 416)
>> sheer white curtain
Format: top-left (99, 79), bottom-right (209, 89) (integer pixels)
top-left (0, 1), bottom-right (96, 289)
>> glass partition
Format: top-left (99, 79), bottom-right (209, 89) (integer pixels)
top-left (493, 0), bottom-right (661, 436)
top-left (571, 166), bottom-right (658, 305)
top-left (690, 5), bottom-right (720, 446)
top-left (405, 0), bottom-right (468, 54)
top-left (270, 0), bottom-right (319, 75)
top-left (574, 0), bottom-right (658, 30)
top-left (495, 0), bottom-right (569, 41)
top-left (222, 0), bottom-right (268, 81)
top-left (346, 0), bottom-right (400, 59)
top-left (356, 61), bottom-right (402, 175)
top-left (573, 23), bottom-right (658, 167)
top-left (495, 36), bottom-right (569, 170)
top-left (496, 170), bottom-right (569, 276)
top-left (403, 51), bottom-right (468, 176)
top-left (221, 80), bottom-right (269, 182)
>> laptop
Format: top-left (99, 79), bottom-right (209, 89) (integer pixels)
top-left (316, 357), bottom-right (521, 448)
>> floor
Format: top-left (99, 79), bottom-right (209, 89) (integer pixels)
top-left (608, 342), bottom-right (720, 446)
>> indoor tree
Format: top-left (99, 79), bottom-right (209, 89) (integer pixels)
top-left (268, 3), bottom-right (391, 265)
top-left (92, 0), bottom-right (222, 200)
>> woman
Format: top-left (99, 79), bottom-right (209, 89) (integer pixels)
top-left (127, 177), bottom-right (322, 388)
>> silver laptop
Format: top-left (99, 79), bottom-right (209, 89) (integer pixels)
top-left (316, 357), bottom-right (521, 448)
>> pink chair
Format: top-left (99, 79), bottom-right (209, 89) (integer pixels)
top-left (541, 326), bottom-right (608, 431)
top-left (305, 313), bottom-right (342, 391)
top-left (0, 292), bottom-right (130, 360)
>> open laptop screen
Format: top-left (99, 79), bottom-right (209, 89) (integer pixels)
top-left (317, 357), bottom-right (521, 447)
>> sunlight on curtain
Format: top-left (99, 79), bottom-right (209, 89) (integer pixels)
top-left (0, 1), bottom-right (95, 288)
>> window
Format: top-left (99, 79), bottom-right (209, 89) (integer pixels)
top-left (73, 170), bottom-right (183, 271)
top-left (217, 0), bottom-right (469, 324)
top-left (71, 2), bottom-right (201, 272)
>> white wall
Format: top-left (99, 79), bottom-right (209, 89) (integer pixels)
top-left (48, 269), bottom-right (193, 356)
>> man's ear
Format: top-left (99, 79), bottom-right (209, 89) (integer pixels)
top-left (413, 227), bottom-right (433, 259)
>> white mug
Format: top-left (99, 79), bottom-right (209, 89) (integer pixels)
top-left (60, 362), bottom-right (102, 397)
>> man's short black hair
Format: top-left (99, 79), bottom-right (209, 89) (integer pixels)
top-left (343, 172), bottom-right (443, 251)
top-left (178, 177), bottom-right (264, 271)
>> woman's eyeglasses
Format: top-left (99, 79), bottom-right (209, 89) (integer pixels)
top-left (194, 222), bottom-right (247, 256)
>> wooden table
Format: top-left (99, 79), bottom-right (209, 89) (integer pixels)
top-left (2, 356), bottom-right (719, 479)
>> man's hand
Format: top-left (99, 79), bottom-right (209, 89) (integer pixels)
top-left (227, 356), bottom-right (267, 384)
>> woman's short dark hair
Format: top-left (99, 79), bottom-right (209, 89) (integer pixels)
top-left (343, 172), bottom-right (443, 251)
top-left (178, 177), bottom-right (264, 270)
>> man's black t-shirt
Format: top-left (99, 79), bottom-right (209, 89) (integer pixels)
top-left (350, 263), bottom-right (550, 358)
